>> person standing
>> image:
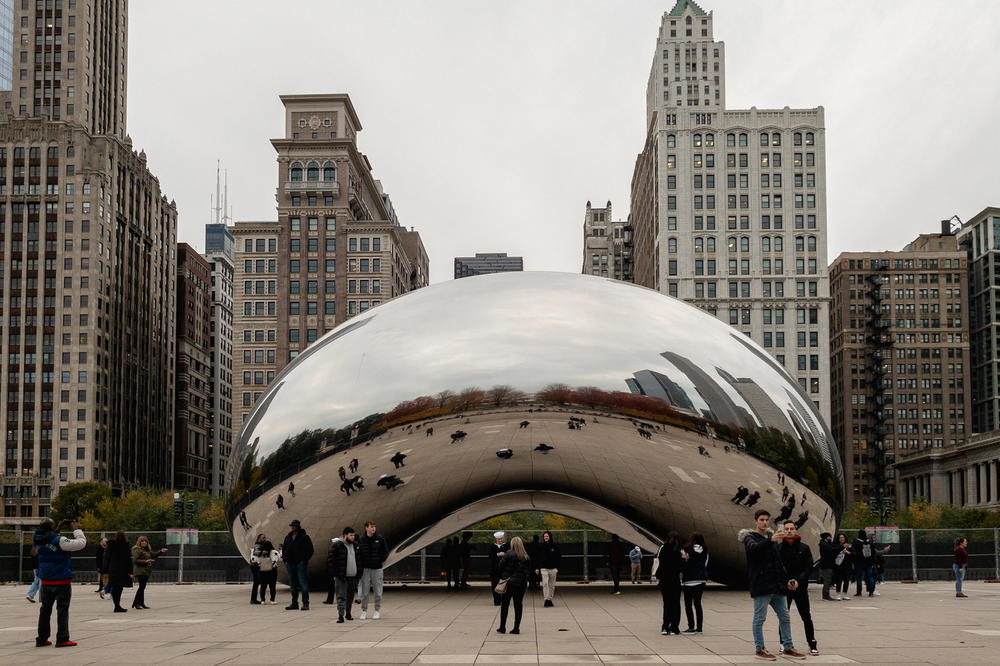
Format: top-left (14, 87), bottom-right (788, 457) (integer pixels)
top-left (281, 519), bottom-right (314, 610)
top-left (832, 533), bottom-right (853, 600)
top-left (357, 521), bottom-right (389, 620)
top-left (105, 532), bottom-right (132, 613)
top-left (536, 531), bottom-right (561, 607)
top-left (680, 533), bottom-right (708, 634)
top-left (817, 532), bottom-right (839, 601)
top-left (656, 531), bottom-right (683, 635)
top-left (95, 538), bottom-right (110, 600)
top-left (954, 537), bottom-right (969, 598)
top-left (458, 531), bottom-right (473, 589)
top-left (33, 518), bottom-right (86, 648)
top-left (288, 481), bottom-right (296, 498)
top-left (489, 531), bottom-right (510, 606)
top-left (777, 520), bottom-right (818, 656)
top-left (249, 533), bottom-right (267, 604)
top-left (130, 536), bottom-right (167, 610)
top-left (607, 534), bottom-right (625, 595)
top-left (275, 494), bottom-right (285, 510)
top-left (527, 535), bottom-right (542, 590)
top-left (441, 538), bottom-right (455, 588)
top-left (326, 526), bottom-right (360, 623)
top-left (252, 537), bottom-right (280, 604)
top-left (851, 529), bottom-right (876, 597)
top-left (738, 509), bottom-right (805, 661)
top-left (629, 545), bottom-right (643, 584)
top-left (495, 536), bottom-right (532, 635)
top-left (25, 543), bottom-right (41, 602)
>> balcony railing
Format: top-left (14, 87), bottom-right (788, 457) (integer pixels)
top-left (284, 181), bottom-right (340, 195)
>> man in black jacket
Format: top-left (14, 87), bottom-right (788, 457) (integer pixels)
top-left (817, 532), bottom-right (840, 601)
top-left (738, 509), bottom-right (805, 661)
top-left (325, 526), bottom-right (360, 623)
top-left (852, 528), bottom-right (877, 597)
top-left (777, 520), bottom-right (818, 656)
top-left (281, 520), bottom-right (314, 611)
top-left (536, 531), bottom-right (562, 607)
top-left (357, 521), bottom-right (389, 620)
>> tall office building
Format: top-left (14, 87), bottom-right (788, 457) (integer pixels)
top-left (175, 244), bottom-right (212, 491)
top-left (204, 224), bottom-right (234, 496)
top-left (453, 253), bottom-right (523, 279)
top-left (829, 230), bottom-right (970, 508)
top-left (231, 94), bottom-right (429, 439)
top-left (582, 201), bottom-right (633, 281)
top-left (0, 0), bottom-right (176, 520)
top-left (630, 0), bottom-right (830, 424)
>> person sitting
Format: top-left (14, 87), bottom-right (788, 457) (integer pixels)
top-left (496, 448), bottom-right (514, 460)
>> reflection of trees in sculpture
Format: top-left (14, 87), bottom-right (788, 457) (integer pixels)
top-left (738, 426), bottom-right (840, 510)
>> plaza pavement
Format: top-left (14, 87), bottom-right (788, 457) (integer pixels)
top-left (0, 580), bottom-right (997, 664)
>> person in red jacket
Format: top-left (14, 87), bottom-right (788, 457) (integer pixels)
top-left (953, 537), bottom-right (969, 598)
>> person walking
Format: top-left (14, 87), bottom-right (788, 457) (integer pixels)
top-left (288, 481), bottom-right (296, 498)
top-left (249, 533), bottom-right (267, 604)
top-left (817, 532), bottom-right (839, 601)
top-left (281, 519), bottom-right (314, 610)
top-left (105, 532), bottom-right (132, 613)
top-left (655, 531), bottom-right (683, 635)
top-left (442, 538), bottom-right (455, 588)
top-left (495, 536), bottom-right (532, 635)
top-left (25, 543), bottom-right (41, 602)
top-left (390, 451), bottom-right (407, 468)
top-left (275, 494), bottom-right (285, 510)
top-left (325, 526), bottom-right (360, 623)
top-left (130, 536), bottom-right (167, 610)
top-left (358, 521), bottom-right (389, 620)
top-left (738, 509), bottom-right (805, 661)
top-left (95, 538), bottom-right (110, 600)
top-left (777, 520), bottom-right (818, 656)
top-left (458, 531), bottom-right (473, 589)
top-left (252, 536), bottom-right (280, 604)
top-left (607, 534), bottom-right (625, 595)
top-left (629, 545), bottom-right (643, 584)
top-left (954, 537), bottom-right (969, 598)
top-left (851, 529), bottom-right (876, 597)
top-left (536, 531), bottom-right (561, 607)
top-left (490, 531), bottom-right (510, 605)
top-left (681, 533), bottom-right (709, 634)
top-left (33, 518), bottom-right (87, 648)
top-left (832, 533), bottom-right (853, 600)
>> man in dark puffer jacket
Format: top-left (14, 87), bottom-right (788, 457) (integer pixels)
top-left (777, 520), bottom-right (818, 655)
top-left (357, 521), bottom-right (389, 620)
top-left (34, 518), bottom-right (87, 648)
top-left (325, 526), bottom-right (360, 623)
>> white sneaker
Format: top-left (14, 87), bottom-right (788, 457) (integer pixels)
top-left (269, 600), bottom-right (277, 605)
top-left (373, 610), bottom-right (380, 620)
top-left (873, 590), bottom-right (880, 596)
top-left (360, 609), bottom-right (367, 620)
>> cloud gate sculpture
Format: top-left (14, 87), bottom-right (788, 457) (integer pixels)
top-left (227, 272), bottom-right (842, 587)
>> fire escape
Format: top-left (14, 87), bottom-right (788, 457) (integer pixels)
top-left (865, 261), bottom-right (894, 524)
top-left (621, 225), bottom-right (634, 282)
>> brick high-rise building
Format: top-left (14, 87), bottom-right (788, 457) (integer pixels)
top-left (0, 0), bottom-right (176, 521)
top-left (175, 244), bottom-right (211, 491)
top-left (630, 0), bottom-right (830, 424)
top-left (582, 201), bottom-right (633, 282)
top-left (829, 230), bottom-right (970, 510)
top-left (231, 94), bottom-right (429, 439)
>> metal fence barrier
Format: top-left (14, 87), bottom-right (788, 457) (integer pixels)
top-left (1, 527), bottom-right (994, 584)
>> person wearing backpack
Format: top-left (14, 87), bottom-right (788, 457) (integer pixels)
top-left (851, 529), bottom-right (876, 597)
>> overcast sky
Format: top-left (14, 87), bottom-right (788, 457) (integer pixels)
top-left (127, 1), bottom-right (1000, 284)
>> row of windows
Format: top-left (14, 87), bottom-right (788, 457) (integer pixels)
top-left (242, 329), bottom-right (276, 343)
top-left (289, 301), bottom-right (336, 316)
top-left (289, 217), bottom-right (336, 232)
top-left (288, 162), bottom-right (336, 182)
top-left (674, 235), bottom-right (818, 253)
top-left (0, 146), bottom-right (62, 160)
top-left (290, 280), bottom-right (336, 294)
top-left (664, 132), bottom-right (816, 149)
top-left (689, 258), bottom-right (819, 276)
top-left (665, 193), bottom-right (817, 210)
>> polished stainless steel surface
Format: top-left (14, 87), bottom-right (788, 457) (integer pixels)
top-left (227, 272), bottom-right (842, 586)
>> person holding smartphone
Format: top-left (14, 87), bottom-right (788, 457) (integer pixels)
top-left (33, 518), bottom-right (87, 648)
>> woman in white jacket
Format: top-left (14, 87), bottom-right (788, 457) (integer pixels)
top-left (250, 535), bottom-right (281, 605)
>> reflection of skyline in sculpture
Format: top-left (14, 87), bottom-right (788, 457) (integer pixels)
top-left (716, 367), bottom-right (802, 453)
top-left (625, 369), bottom-right (697, 416)
top-left (660, 351), bottom-right (754, 428)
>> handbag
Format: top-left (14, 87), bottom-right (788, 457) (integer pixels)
top-left (834, 552), bottom-right (846, 566)
top-left (494, 578), bottom-right (509, 595)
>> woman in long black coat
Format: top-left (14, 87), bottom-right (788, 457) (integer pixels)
top-left (104, 531), bottom-right (133, 613)
top-left (656, 531), bottom-right (684, 635)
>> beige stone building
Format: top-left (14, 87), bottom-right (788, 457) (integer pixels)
top-left (0, 0), bottom-right (177, 521)
top-left (829, 230), bottom-right (970, 509)
top-left (581, 201), bottom-right (633, 282)
top-left (232, 94), bottom-right (429, 439)
top-left (631, 0), bottom-right (830, 424)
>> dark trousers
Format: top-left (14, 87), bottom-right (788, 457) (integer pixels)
top-left (854, 564), bottom-right (875, 595)
top-left (499, 584), bottom-right (525, 630)
top-left (609, 564), bottom-right (621, 591)
top-left (111, 584), bottom-right (125, 610)
top-left (132, 575), bottom-right (149, 607)
top-left (334, 575), bottom-right (358, 617)
top-left (258, 569), bottom-right (277, 601)
top-left (780, 588), bottom-right (816, 647)
top-left (444, 563), bottom-right (453, 587)
top-left (820, 568), bottom-right (834, 599)
top-left (460, 557), bottom-right (471, 586)
top-left (37, 583), bottom-right (72, 645)
top-left (250, 567), bottom-right (262, 601)
top-left (660, 584), bottom-right (681, 632)
top-left (286, 562), bottom-right (309, 606)
top-left (833, 567), bottom-right (851, 594)
top-left (683, 583), bottom-right (705, 630)
top-left (491, 572), bottom-right (502, 605)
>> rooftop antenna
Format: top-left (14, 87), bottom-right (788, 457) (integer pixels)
top-left (222, 168), bottom-right (231, 226)
top-left (212, 160), bottom-right (223, 225)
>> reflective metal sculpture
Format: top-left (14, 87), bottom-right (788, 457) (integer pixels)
top-left (227, 272), bottom-right (843, 586)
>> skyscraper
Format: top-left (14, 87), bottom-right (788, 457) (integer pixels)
top-left (175, 244), bottom-right (212, 491)
top-left (630, 0), bottom-right (830, 424)
top-left (453, 253), bottom-right (523, 279)
top-left (231, 94), bottom-right (429, 439)
top-left (0, 0), bottom-right (176, 520)
top-left (203, 232), bottom-right (234, 496)
top-left (582, 201), bottom-right (633, 281)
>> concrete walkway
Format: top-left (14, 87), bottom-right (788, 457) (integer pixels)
top-left (0, 581), bottom-right (997, 664)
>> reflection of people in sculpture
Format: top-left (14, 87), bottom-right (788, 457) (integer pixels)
top-left (339, 466), bottom-right (348, 481)
top-left (351, 475), bottom-right (365, 491)
top-left (340, 478), bottom-right (354, 495)
top-left (425, 427), bottom-right (434, 437)
top-left (240, 511), bottom-right (250, 530)
top-left (496, 448), bottom-right (514, 459)
top-left (377, 474), bottom-right (404, 491)
top-left (275, 494), bottom-right (285, 510)
top-left (781, 486), bottom-right (789, 502)
top-left (519, 421), bottom-right (530, 428)
top-left (534, 443), bottom-right (554, 453)
top-left (390, 452), bottom-right (407, 469)
top-left (450, 431), bottom-right (467, 443)
top-left (348, 458), bottom-right (359, 473)
top-left (731, 486), bottom-right (749, 503)
top-left (744, 491), bottom-right (761, 507)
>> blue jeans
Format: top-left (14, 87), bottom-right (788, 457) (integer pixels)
top-left (27, 570), bottom-right (41, 599)
top-left (854, 565), bottom-right (875, 595)
top-left (285, 562), bottom-right (309, 605)
top-left (953, 564), bottom-right (965, 594)
top-left (752, 593), bottom-right (793, 651)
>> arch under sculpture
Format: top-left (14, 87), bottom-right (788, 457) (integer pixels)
top-left (226, 272), bottom-right (843, 587)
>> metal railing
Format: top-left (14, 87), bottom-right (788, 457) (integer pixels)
top-left (2, 528), bottom-right (994, 584)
